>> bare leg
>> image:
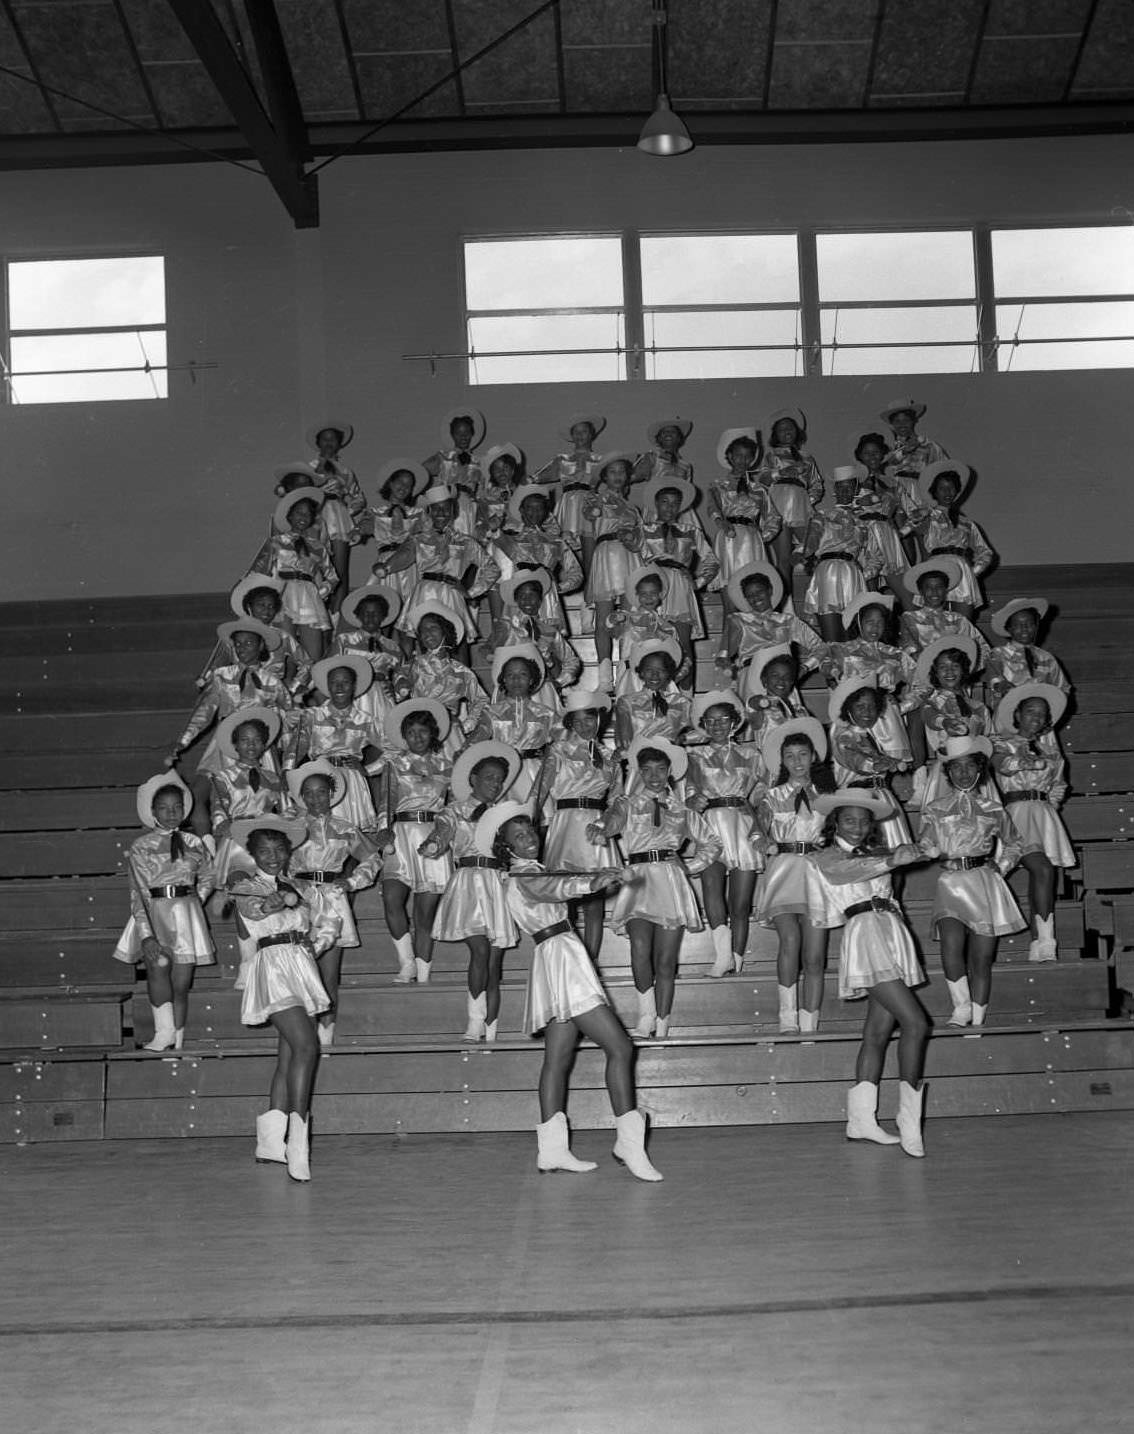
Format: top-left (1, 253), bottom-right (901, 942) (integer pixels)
top-left (856, 979), bottom-right (929, 1087)
top-left (799, 922), bottom-right (828, 1015)
top-left (538, 1018), bottom-right (579, 1120)
top-left (296, 625), bottom-right (325, 662)
top-left (966, 933), bottom-right (998, 1008)
top-left (382, 878), bottom-right (411, 940)
top-left (817, 612), bottom-right (843, 644)
top-left (412, 893), bottom-right (440, 964)
top-left (467, 936), bottom-right (490, 998)
top-left (170, 963), bottom-right (196, 1033)
top-left (187, 774), bottom-right (212, 837)
top-left (674, 620), bottom-right (694, 689)
top-left (594, 599), bottom-right (614, 666)
top-left (316, 945), bottom-right (342, 1025)
top-left (937, 916), bottom-right (968, 983)
top-left (770, 527), bottom-right (793, 585)
top-left (774, 914), bottom-right (802, 988)
top-left (269, 1030), bottom-right (292, 1111)
top-left (484, 946), bottom-right (505, 1027)
top-left (946, 600), bottom-right (975, 622)
top-left (569, 896), bottom-right (605, 964)
top-left (1021, 851), bottom-right (1056, 924)
top-left (627, 919), bottom-right (655, 995)
top-left (143, 952), bottom-right (173, 1010)
top-left (701, 863), bottom-right (727, 929)
top-left (330, 538), bottom-right (350, 613)
top-left (727, 870), bottom-right (757, 962)
top-left (268, 1004), bottom-right (319, 1115)
top-left (574, 1004), bottom-right (635, 1116)
top-left (653, 926), bottom-right (683, 1019)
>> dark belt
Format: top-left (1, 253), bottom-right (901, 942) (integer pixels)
top-left (394, 810), bottom-right (441, 822)
top-left (148, 884), bottom-right (194, 899)
top-left (629, 849), bottom-right (679, 864)
top-left (858, 512), bottom-right (889, 522)
top-left (849, 776), bottom-right (891, 790)
top-left (456, 856), bottom-right (502, 870)
top-left (705, 797), bottom-right (748, 811)
top-left (295, 870), bottom-right (342, 883)
top-left (942, 855), bottom-right (990, 871)
top-left (562, 482), bottom-right (589, 493)
top-left (1004, 790), bottom-right (1049, 805)
top-left (653, 557), bottom-right (686, 570)
top-left (593, 532), bottom-right (621, 545)
top-left (375, 541), bottom-right (401, 556)
top-left (846, 897), bottom-right (899, 918)
top-left (726, 515), bottom-right (763, 528)
top-left (771, 475), bottom-right (807, 490)
top-left (532, 920), bottom-right (573, 944)
top-left (422, 572), bottom-right (466, 589)
top-left (815, 550), bottom-right (858, 564)
top-left (519, 747), bottom-right (546, 760)
top-left (326, 755), bottom-right (360, 768)
top-left (777, 842), bottom-right (820, 855)
top-left (280, 572), bottom-right (315, 582)
top-left (930, 546), bottom-right (973, 563)
top-left (556, 798), bottom-right (605, 810)
top-left (257, 933), bottom-right (306, 951)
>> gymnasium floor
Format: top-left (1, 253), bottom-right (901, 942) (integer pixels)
top-left (3, 1112), bottom-right (1131, 1434)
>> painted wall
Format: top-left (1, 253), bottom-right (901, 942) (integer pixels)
top-left (2, 133), bottom-right (1132, 600)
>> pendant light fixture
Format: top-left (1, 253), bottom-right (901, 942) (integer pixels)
top-left (637, 0), bottom-right (693, 156)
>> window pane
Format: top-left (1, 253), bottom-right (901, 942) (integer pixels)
top-left (645, 307), bottom-right (801, 379)
top-left (464, 238), bottom-right (623, 311)
top-left (820, 305), bottom-right (978, 375)
top-left (9, 257), bottom-right (165, 329)
top-left (817, 232), bottom-right (975, 302)
top-left (992, 228), bottom-right (1134, 298)
top-left (467, 314), bottom-right (624, 384)
top-left (10, 331), bottom-right (167, 402)
top-left (641, 235), bottom-right (800, 305)
top-left (996, 301), bottom-right (1134, 370)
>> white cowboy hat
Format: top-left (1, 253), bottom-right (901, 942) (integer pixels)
top-left (229, 573), bottom-right (285, 619)
top-left (560, 413), bottom-right (606, 442)
top-left (491, 642), bottom-right (547, 689)
top-left (637, 477), bottom-right (697, 516)
top-left (136, 771), bottom-right (193, 829)
top-left (742, 642), bottom-right (795, 699)
top-left (595, 450), bottom-right (638, 482)
top-left (767, 407), bottom-right (807, 438)
top-left (286, 758), bottom-right (347, 808)
top-left (375, 457), bottom-right (429, 499)
top-left (812, 787), bottom-right (894, 819)
top-left (407, 599), bottom-right (462, 636)
top-left (941, 734), bottom-right (993, 764)
top-left (842, 591), bottom-right (895, 631)
top-left (631, 636), bottom-right (682, 672)
top-left (831, 464), bottom-right (863, 484)
top-left (500, 567), bottom-right (552, 609)
top-left (914, 635), bottom-right (980, 688)
top-left (421, 483), bottom-right (458, 509)
top-left (474, 799), bottom-right (534, 859)
top-left (626, 563), bottom-right (669, 598)
top-left (216, 705), bottom-right (282, 760)
top-left (903, 555), bottom-right (962, 596)
top-left (273, 461), bottom-right (316, 492)
top-left (878, 397), bottom-right (927, 424)
top-left (990, 597), bottom-right (1050, 637)
top-left (306, 419), bottom-right (354, 450)
top-left (716, 426), bottom-right (759, 470)
top-left (691, 689), bottom-right (746, 731)
top-left (441, 406), bottom-right (486, 449)
top-left (562, 687), bottom-right (612, 715)
top-left (339, 583), bottom-right (402, 629)
top-left (216, 618), bottom-right (282, 653)
top-left (762, 716), bottom-right (828, 775)
top-left (383, 698), bottom-right (452, 750)
top-left (508, 483), bottom-right (556, 527)
top-left (482, 442), bottom-right (524, 472)
top-left (918, 459), bottom-right (973, 508)
top-left (451, 741), bottom-right (521, 801)
top-left (727, 560), bottom-right (784, 613)
top-left (647, 417), bottom-right (692, 446)
top-left (995, 682), bottom-right (1068, 734)
top-left (627, 734), bottom-right (688, 780)
top-left (273, 486), bottom-right (325, 533)
top-left (829, 671), bottom-right (879, 722)
top-left (310, 653), bottom-right (374, 698)
top-left (230, 813), bottom-right (308, 850)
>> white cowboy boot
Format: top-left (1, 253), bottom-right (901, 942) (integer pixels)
top-left (255, 1109), bottom-right (287, 1164)
top-left (286, 1112), bottom-right (311, 1181)
top-left (536, 1112), bottom-right (597, 1174)
top-left (845, 1082), bottom-right (900, 1145)
top-left (612, 1109), bottom-right (664, 1181)
top-left (799, 1008), bottom-right (820, 1033)
top-left (708, 925), bottom-right (734, 978)
top-left (392, 933), bottom-right (416, 984)
top-left (777, 984), bottom-right (800, 1034)
top-left (896, 1082), bottom-right (926, 1158)
top-left (946, 976), bottom-right (972, 1027)
top-left (414, 957), bottom-right (432, 984)
top-left (143, 1003), bottom-right (177, 1052)
top-left (463, 991), bottom-right (487, 1041)
top-left (1029, 914), bottom-right (1058, 962)
top-left (631, 987), bottom-right (657, 1037)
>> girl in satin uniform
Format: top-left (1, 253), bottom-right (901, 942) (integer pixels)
top-left (545, 412), bottom-right (605, 537)
top-left (912, 462), bottom-right (994, 621)
top-left (753, 407), bottom-right (823, 581)
top-left (286, 759), bottom-right (382, 1049)
top-left (594, 737), bottom-right (721, 1039)
top-left (915, 735), bottom-right (1026, 1028)
top-left (684, 690), bottom-right (765, 980)
top-left (482, 802), bottom-right (663, 1182)
top-left (536, 687), bottom-right (623, 961)
top-left (707, 428), bottom-right (780, 615)
top-left (755, 719), bottom-right (831, 1034)
top-left (581, 451), bottom-right (642, 690)
top-left (992, 683), bottom-right (1074, 964)
top-left (305, 420), bottom-right (367, 612)
top-left (254, 488), bottom-right (336, 661)
top-left (804, 790), bottom-right (928, 1156)
top-left (113, 773), bottom-right (215, 1053)
top-left (468, 645), bottom-right (561, 802)
top-left (401, 603), bottom-right (488, 757)
top-left (373, 699), bottom-right (454, 985)
top-left (420, 742), bottom-right (521, 1043)
top-left (290, 656), bottom-right (383, 830)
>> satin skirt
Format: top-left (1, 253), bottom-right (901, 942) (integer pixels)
top-left (586, 539), bottom-right (636, 605)
top-left (303, 882), bottom-right (359, 949)
top-left (711, 526), bottom-right (768, 591)
top-left (239, 942), bottom-right (329, 1025)
top-left (321, 496), bottom-right (355, 544)
top-left (932, 867), bottom-right (1026, 937)
top-left (399, 580), bottom-right (478, 641)
top-left (756, 852), bottom-right (813, 923)
top-left (769, 483), bottom-right (811, 529)
top-left (433, 869), bottom-right (518, 948)
top-left (803, 558), bottom-right (866, 617)
top-left (523, 932), bottom-right (608, 1035)
top-left (544, 808), bottom-right (612, 871)
top-left (609, 859), bottom-right (703, 934)
top-left (658, 565), bottom-right (705, 640)
top-left (702, 806), bottom-right (762, 872)
top-left (282, 579), bottom-right (331, 631)
top-left (384, 819), bottom-right (453, 894)
top-left (1007, 801), bottom-right (1075, 868)
top-left (839, 911), bottom-right (923, 1001)
top-left (113, 898), bottom-right (215, 965)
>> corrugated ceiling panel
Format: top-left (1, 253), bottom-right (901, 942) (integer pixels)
top-left (669, 0), bottom-right (772, 103)
top-left (775, 0), bottom-right (880, 43)
top-left (871, 0), bottom-right (986, 99)
top-left (452, 0), bottom-right (559, 107)
top-left (276, 0), bottom-right (360, 120)
top-left (985, 0), bottom-right (1093, 35)
top-left (563, 43), bottom-right (651, 112)
top-left (14, 0), bottom-right (153, 127)
top-left (116, 0), bottom-right (200, 64)
top-left (354, 51), bottom-right (460, 119)
top-left (1071, 0), bottom-right (1134, 96)
top-left (769, 40), bottom-right (873, 109)
top-left (970, 36), bottom-right (1077, 103)
top-left (145, 61), bottom-right (233, 128)
top-left (343, 0), bottom-right (450, 54)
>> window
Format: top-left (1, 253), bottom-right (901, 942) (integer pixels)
top-left (992, 227), bottom-right (1134, 371)
top-left (816, 231), bottom-right (978, 375)
top-left (463, 236), bottom-right (625, 385)
top-left (640, 234), bottom-right (801, 379)
top-left (3, 256), bottom-right (166, 404)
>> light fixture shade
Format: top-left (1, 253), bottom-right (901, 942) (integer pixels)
top-left (637, 93), bottom-right (693, 156)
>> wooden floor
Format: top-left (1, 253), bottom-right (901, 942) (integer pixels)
top-left (3, 1112), bottom-right (1131, 1434)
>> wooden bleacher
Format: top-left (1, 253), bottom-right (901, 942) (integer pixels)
top-left (2, 563), bottom-right (1132, 1144)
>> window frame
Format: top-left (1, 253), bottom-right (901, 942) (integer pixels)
top-left (1, 249), bottom-right (168, 405)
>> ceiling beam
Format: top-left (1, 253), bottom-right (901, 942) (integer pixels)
top-left (167, 0), bottom-right (318, 227)
top-left (0, 101), bottom-right (1132, 174)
